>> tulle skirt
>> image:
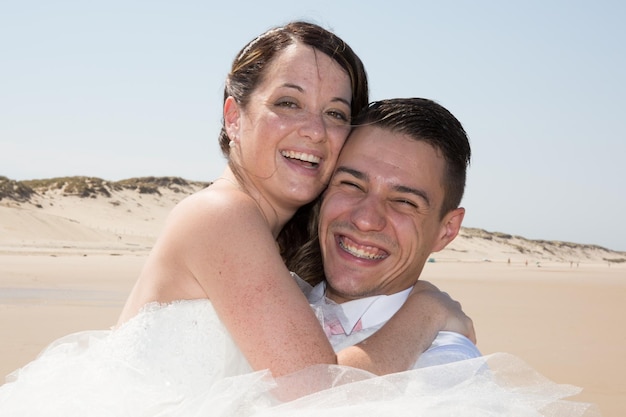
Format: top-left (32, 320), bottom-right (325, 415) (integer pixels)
top-left (0, 300), bottom-right (600, 416)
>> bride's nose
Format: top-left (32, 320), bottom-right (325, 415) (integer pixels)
top-left (298, 112), bottom-right (327, 143)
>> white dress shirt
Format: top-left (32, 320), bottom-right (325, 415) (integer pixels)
top-left (298, 276), bottom-right (481, 369)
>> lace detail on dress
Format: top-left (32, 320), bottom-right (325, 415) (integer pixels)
top-left (108, 299), bottom-right (250, 393)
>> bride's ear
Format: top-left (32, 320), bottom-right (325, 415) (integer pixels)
top-left (224, 96), bottom-right (241, 142)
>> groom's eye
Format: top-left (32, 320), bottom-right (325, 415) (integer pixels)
top-left (339, 180), bottom-right (361, 190)
top-left (394, 199), bottom-right (418, 208)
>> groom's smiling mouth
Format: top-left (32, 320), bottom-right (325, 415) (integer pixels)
top-left (338, 235), bottom-right (388, 260)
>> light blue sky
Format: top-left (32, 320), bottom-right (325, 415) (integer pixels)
top-left (1, 1), bottom-right (625, 251)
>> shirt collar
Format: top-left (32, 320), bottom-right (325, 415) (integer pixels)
top-left (308, 281), bottom-right (412, 335)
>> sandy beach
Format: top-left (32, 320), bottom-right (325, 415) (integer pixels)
top-left (1, 177), bottom-right (624, 416)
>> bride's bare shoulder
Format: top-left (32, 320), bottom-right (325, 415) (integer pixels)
top-left (166, 183), bottom-right (264, 231)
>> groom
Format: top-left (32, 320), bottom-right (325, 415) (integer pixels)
top-left (295, 98), bottom-right (480, 368)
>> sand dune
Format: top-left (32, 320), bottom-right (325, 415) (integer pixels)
top-left (0, 176), bottom-right (624, 416)
top-left (2, 176), bottom-right (623, 262)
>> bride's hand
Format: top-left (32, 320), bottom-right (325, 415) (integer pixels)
top-left (410, 280), bottom-right (477, 344)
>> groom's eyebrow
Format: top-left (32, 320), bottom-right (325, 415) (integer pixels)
top-left (334, 166), bottom-right (366, 180)
top-left (394, 184), bottom-right (431, 207)
top-left (335, 166), bottom-right (431, 207)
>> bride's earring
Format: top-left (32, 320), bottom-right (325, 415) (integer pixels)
top-left (229, 133), bottom-right (239, 149)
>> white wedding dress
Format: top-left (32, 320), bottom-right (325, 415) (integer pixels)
top-left (0, 298), bottom-right (600, 416)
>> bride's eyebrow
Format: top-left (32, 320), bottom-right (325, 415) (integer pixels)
top-left (280, 83), bottom-right (350, 108)
top-left (281, 83), bottom-right (303, 92)
top-left (331, 97), bottom-right (351, 108)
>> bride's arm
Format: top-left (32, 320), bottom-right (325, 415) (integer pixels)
top-left (173, 194), bottom-right (336, 376)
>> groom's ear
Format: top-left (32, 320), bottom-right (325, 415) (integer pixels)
top-left (431, 207), bottom-right (464, 253)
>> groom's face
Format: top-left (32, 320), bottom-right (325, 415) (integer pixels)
top-left (318, 125), bottom-right (457, 304)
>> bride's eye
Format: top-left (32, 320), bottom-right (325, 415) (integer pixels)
top-left (275, 98), bottom-right (299, 109)
top-left (326, 109), bottom-right (348, 122)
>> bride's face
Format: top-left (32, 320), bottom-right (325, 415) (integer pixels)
top-left (225, 43), bottom-right (353, 211)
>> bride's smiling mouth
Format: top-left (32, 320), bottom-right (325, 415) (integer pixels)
top-left (281, 150), bottom-right (320, 168)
